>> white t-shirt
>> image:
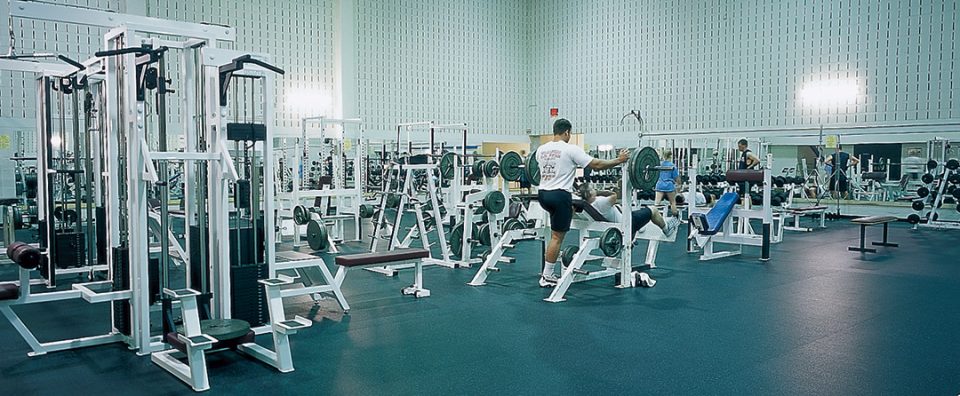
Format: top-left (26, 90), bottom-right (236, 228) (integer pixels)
top-left (536, 141), bottom-right (594, 192)
top-left (591, 196), bottom-right (621, 223)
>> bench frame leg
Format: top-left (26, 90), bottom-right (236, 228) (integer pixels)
top-left (871, 222), bottom-right (899, 247)
top-left (401, 259), bottom-right (430, 298)
top-left (848, 224), bottom-right (877, 253)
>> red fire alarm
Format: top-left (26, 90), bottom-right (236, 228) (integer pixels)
top-left (550, 108), bottom-right (559, 117)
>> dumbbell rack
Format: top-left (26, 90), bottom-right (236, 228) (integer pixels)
top-left (912, 156), bottom-right (960, 230)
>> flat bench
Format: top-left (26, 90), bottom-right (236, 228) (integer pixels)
top-left (848, 216), bottom-right (899, 253)
top-left (780, 205), bottom-right (828, 231)
top-left (336, 248), bottom-right (431, 298)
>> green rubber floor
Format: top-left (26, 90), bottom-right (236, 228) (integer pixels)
top-left (1, 219), bottom-right (958, 395)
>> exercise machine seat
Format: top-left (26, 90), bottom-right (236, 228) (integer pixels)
top-left (335, 248), bottom-right (429, 267)
top-left (0, 284), bottom-right (19, 301)
top-left (690, 192), bottom-right (739, 236)
top-left (571, 200), bottom-right (608, 222)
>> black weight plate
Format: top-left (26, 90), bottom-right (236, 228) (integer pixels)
top-left (629, 147), bottom-right (660, 191)
top-left (921, 173), bottom-right (934, 184)
top-left (478, 223), bottom-right (492, 246)
top-left (526, 149), bottom-right (541, 186)
top-left (306, 220), bottom-right (329, 251)
top-left (359, 204), bottom-right (375, 219)
top-left (449, 223), bottom-right (464, 254)
top-left (502, 218), bottom-right (524, 233)
top-left (482, 191), bottom-right (506, 214)
top-left (947, 159), bottom-right (960, 170)
top-left (499, 151), bottom-right (524, 181)
top-left (483, 160), bottom-right (500, 178)
top-left (293, 205), bottom-right (311, 225)
top-left (917, 187), bottom-right (929, 198)
top-left (599, 228), bottom-right (623, 257)
top-left (907, 213), bottom-right (921, 224)
top-left (439, 152), bottom-right (456, 180)
top-left (912, 201), bottom-right (925, 211)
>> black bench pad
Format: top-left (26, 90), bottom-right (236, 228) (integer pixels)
top-left (335, 248), bottom-right (429, 267)
top-left (852, 216), bottom-right (898, 225)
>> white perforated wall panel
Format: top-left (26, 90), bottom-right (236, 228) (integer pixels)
top-left (355, 0), bottom-right (529, 141)
top-left (529, 0), bottom-right (960, 143)
top-left (145, 0), bottom-right (337, 134)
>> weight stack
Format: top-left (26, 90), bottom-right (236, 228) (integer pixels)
top-left (230, 263), bottom-right (269, 327)
top-left (96, 207), bottom-right (107, 264)
top-left (112, 246), bottom-right (131, 335)
top-left (54, 231), bottom-right (85, 269)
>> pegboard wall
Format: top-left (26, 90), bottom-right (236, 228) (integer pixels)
top-left (146, 0), bottom-right (337, 135)
top-left (355, 0), bottom-right (530, 141)
top-left (529, 0), bottom-right (960, 142)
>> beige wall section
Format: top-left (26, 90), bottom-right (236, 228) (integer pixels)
top-left (480, 142), bottom-right (530, 157)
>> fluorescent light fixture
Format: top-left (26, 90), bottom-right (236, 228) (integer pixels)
top-left (597, 144), bottom-right (614, 152)
top-left (286, 88), bottom-right (331, 114)
top-left (49, 135), bottom-right (62, 148)
top-left (799, 78), bottom-right (859, 108)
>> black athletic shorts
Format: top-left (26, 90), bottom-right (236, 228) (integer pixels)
top-left (538, 189), bottom-right (573, 232)
top-left (631, 208), bottom-right (653, 236)
top-left (830, 174), bottom-right (848, 192)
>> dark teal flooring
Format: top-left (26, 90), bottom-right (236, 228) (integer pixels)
top-left (2, 221), bottom-right (959, 395)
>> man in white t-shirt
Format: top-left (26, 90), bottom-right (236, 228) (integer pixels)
top-left (536, 118), bottom-right (629, 287)
top-left (577, 184), bottom-right (679, 241)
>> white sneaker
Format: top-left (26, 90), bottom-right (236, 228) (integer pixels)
top-left (663, 217), bottom-right (680, 238)
top-left (637, 272), bottom-right (657, 287)
top-left (539, 274), bottom-right (558, 288)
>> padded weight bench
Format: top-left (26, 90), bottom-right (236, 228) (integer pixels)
top-left (336, 248), bottom-right (431, 298)
top-left (690, 192), bottom-right (739, 236)
top-left (572, 200), bottom-right (607, 222)
top-left (848, 216), bottom-right (899, 253)
top-left (0, 284), bottom-right (19, 301)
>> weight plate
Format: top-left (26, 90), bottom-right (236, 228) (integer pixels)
top-left (907, 213), bottom-right (921, 224)
top-left (921, 173), bottom-right (934, 184)
top-left (560, 245), bottom-right (579, 267)
top-left (499, 151), bottom-right (524, 181)
top-left (449, 223), bottom-right (464, 254)
top-left (482, 191), bottom-right (506, 214)
top-left (912, 201), bottom-right (925, 211)
top-left (359, 204), bottom-right (376, 219)
top-left (927, 159), bottom-right (938, 170)
top-left (947, 159), bottom-right (960, 170)
top-left (917, 186), bottom-right (930, 198)
top-left (306, 220), bottom-right (329, 251)
top-left (478, 223), bottom-right (492, 246)
top-left (628, 147), bottom-right (661, 192)
top-left (483, 159), bottom-right (500, 178)
top-left (472, 160), bottom-right (486, 178)
top-left (526, 149), bottom-right (541, 186)
top-left (386, 194), bottom-right (401, 208)
top-left (502, 218), bottom-right (524, 233)
top-left (948, 174), bottom-right (960, 185)
top-left (599, 228), bottom-right (623, 257)
top-left (293, 205), bottom-right (311, 225)
top-left (438, 152), bottom-right (456, 180)
top-left (953, 188), bottom-right (960, 200)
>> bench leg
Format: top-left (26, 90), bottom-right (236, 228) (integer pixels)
top-left (848, 224), bottom-right (877, 253)
top-left (401, 259), bottom-right (430, 298)
top-left (871, 222), bottom-right (899, 247)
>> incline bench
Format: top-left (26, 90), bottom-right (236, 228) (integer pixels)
top-left (335, 248), bottom-right (431, 298)
top-left (848, 216), bottom-right (899, 253)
